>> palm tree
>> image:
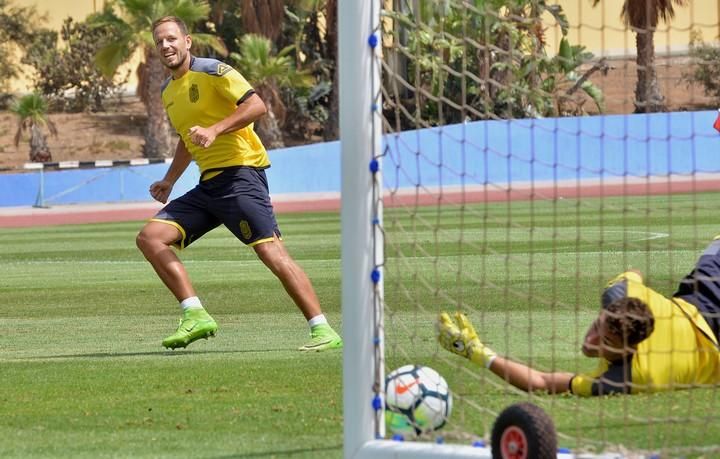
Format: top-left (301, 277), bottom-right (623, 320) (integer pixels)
top-left (231, 34), bottom-right (312, 148)
top-left (93, 0), bottom-right (226, 158)
top-left (322, 0), bottom-right (338, 141)
top-left (240, 0), bottom-right (284, 41)
top-left (592, 0), bottom-right (687, 113)
top-left (11, 92), bottom-right (57, 163)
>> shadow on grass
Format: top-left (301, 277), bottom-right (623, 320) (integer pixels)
top-left (13, 348), bottom-right (295, 360)
top-left (212, 444), bottom-right (343, 458)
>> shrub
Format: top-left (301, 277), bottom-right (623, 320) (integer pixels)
top-left (0, 0), bottom-right (42, 95)
top-left (684, 30), bottom-right (720, 105)
top-left (22, 17), bottom-right (129, 112)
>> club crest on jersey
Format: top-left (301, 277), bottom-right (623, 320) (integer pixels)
top-left (239, 220), bottom-right (252, 240)
top-left (217, 63), bottom-right (232, 76)
top-left (189, 84), bottom-right (199, 103)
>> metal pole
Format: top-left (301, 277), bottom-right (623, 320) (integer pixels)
top-left (340, 0), bottom-right (381, 457)
top-left (33, 167), bottom-right (46, 208)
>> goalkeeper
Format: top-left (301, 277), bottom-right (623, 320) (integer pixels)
top-left (437, 237), bottom-right (720, 396)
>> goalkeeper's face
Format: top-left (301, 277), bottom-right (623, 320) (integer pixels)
top-left (153, 22), bottom-right (192, 71)
top-left (581, 312), bottom-right (625, 361)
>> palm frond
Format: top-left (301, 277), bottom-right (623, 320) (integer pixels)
top-left (10, 93), bottom-right (48, 119)
top-left (10, 93), bottom-right (55, 146)
top-left (170, 0), bottom-right (211, 24)
top-left (95, 32), bottom-right (136, 78)
top-left (46, 118), bottom-right (59, 137)
top-left (93, 0), bottom-right (219, 78)
top-left (119, 0), bottom-right (157, 28)
top-left (232, 34), bottom-right (311, 90)
top-left (620, 0), bottom-right (687, 28)
top-left (13, 120), bottom-right (22, 147)
top-left (190, 33), bottom-right (228, 57)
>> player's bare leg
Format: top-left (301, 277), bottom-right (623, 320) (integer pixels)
top-left (254, 234), bottom-right (342, 351)
top-left (136, 221), bottom-right (195, 301)
top-left (136, 221), bottom-right (217, 349)
top-left (253, 234), bottom-right (321, 320)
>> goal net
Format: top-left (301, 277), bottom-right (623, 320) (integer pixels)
top-left (340, 1), bottom-right (720, 458)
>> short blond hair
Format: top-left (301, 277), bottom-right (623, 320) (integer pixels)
top-left (152, 16), bottom-right (188, 35)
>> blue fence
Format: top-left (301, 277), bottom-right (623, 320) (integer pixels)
top-left (1, 110), bottom-right (718, 208)
top-left (383, 110), bottom-right (720, 191)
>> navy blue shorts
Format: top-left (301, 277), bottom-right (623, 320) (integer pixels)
top-left (675, 238), bottom-right (720, 341)
top-left (152, 167), bottom-right (280, 248)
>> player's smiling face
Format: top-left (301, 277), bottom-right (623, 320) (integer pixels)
top-left (153, 22), bottom-right (191, 72)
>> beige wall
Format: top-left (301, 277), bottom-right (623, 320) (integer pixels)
top-left (548, 0), bottom-right (720, 57)
top-left (10, 0), bottom-right (140, 93)
top-left (10, 1), bottom-right (720, 92)
top-left (15, 0), bottom-right (105, 30)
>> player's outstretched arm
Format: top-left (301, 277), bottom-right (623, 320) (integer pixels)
top-left (436, 311), bottom-right (574, 394)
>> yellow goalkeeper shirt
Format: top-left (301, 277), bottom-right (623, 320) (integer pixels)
top-left (571, 271), bottom-right (720, 396)
top-left (161, 56), bottom-right (270, 178)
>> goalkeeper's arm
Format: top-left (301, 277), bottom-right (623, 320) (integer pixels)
top-left (437, 312), bottom-right (574, 394)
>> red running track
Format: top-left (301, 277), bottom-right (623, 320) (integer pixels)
top-left (1, 177), bottom-right (719, 228)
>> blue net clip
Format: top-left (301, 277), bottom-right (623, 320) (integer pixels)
top-left (369, 159), bottom-right (379, 173)
top-left (371, 395), bottom-right (382, 411)
top-left (368, 34), bottom-right (378, 48)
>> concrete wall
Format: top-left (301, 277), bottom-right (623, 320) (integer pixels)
top-left (548, 0), bottom-right (720, 57)
top-left (383, 110), bottom-right (720, 191)
top-left (1, 110), bottom-right (718, 208)
top-left (0, 141), bottom-right (343, 207)
top-left (10, 0), bottom-right (136, 93)
top-left (9, 1), bottom-right (720, 93)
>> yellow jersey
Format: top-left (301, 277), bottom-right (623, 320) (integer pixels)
top-left (161, 57), bottom-right (270, 177)
top-left (571, 271), bottom-right (720, 396)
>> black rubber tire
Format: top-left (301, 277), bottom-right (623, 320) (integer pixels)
top-left (491, 402), bottom-right (557, 459)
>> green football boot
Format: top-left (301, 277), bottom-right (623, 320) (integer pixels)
top-left (298, 323), bottom-right (343, 352)
top-left (162, 308), bottom-right (218, 350)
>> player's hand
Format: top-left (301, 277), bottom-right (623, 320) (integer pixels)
top-left (436, 311), bottom-right (496, 367)
top-left (149, 180), bottom-right (173, 204)
top-left (188, 125), bottom-right (217, 148)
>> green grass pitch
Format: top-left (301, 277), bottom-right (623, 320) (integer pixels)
top-left (1, 192), bottom-right (719, 457)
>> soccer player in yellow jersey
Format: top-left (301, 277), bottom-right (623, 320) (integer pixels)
top-left (135, 16), bottom-right (342, 351)
top-left (437, 237), bottom-right (720, 395)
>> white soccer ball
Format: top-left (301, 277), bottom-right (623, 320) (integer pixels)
top-left (384, 364), bottom-right (452, 438)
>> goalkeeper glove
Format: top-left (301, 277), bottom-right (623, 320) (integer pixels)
top-left (436, 311), bottom-right (497, 368)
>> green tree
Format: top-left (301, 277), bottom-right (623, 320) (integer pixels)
top-left (199, 1), bottom-right (338, 144)
top-left (22, 17), bottom-right (129, 112)
top-left (93, 0), bottom-right (226, 158)
top-left (0, 0), bottom-right (43, 101)
top-left (592, 0), bottom-right (687, 113)
top-left (383, 0), bottom-right (603, 125)
top-left (285, 0), bottom-right (338, 141)
top-left (11, 93), bottom-right (58, 163)
top-left (231, 34), bottom-right (313, 148)
top-left (684, 30), bottom-right (720, 106)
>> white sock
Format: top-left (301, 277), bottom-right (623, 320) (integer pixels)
top-left (180, 296), bottom-right (203, 311)
top-left (308, 314), bottom-right (328, 328)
